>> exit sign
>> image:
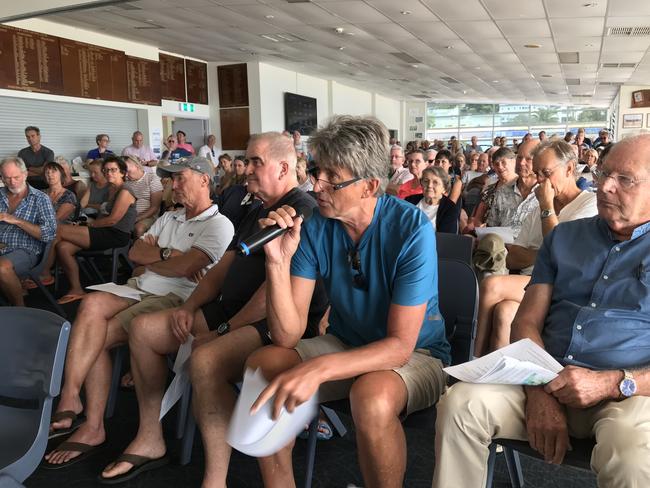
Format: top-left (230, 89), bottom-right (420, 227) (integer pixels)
top-left (179, 103), bottom-right (195, 112)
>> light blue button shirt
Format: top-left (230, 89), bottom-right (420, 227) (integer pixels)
top-left (531, 216), bottom-right (650, 369)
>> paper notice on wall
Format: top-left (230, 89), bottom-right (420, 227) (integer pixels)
top-left (152, 128), bottom-right (162, 156)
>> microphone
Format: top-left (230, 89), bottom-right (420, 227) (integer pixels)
top-left (237, 206), bottom-right (314, 256)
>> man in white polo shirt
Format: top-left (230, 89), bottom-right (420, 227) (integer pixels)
top-left (44, 156), bottom-right (234, 468)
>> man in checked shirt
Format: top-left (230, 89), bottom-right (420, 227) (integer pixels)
top-left (0, 156), bottom-right (56, 305)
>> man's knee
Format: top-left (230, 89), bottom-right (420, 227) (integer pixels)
top-left (78, 292), bottom-right (116, 318)
top-left (436, 383), bottom-right (486, 432)
top-left (350, 374), bottom-right (404, 432)
top-left (245, 345), bottom-right (300, 379)
top-left (0, 257), bottom-right (15, 276)
top-left (593, 419), bottom-right (650, 483)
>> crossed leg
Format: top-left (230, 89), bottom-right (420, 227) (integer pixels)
top-left (473, 274), bottom-right (530, 356)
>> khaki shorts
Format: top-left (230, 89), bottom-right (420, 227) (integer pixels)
top-left (294, 334), bottom-right (447, 416)
top-left (115, 278), bottom-right (184, 331)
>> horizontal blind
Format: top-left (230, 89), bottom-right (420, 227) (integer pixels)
top-left (0, 95), bottom-right (138, 162)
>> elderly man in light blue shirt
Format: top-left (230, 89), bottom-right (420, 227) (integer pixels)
top-left (433, 134), bottom-right (650, 488)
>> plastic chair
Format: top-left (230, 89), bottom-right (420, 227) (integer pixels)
top-left (435, 233), bottom-right (474, 267)
top-left (0, 307), bottom-right (71, 483)
top-left (77, 242), bottom-right (133, 285)
top-left (18, 240), bottom-right (67, 318)
top-left (486, 437), bottom-right (595, 487)
top-left (302, 258), bottom-right (479, 487)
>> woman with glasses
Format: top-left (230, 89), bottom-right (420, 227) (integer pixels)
top-left (86, 133), bottom-right (113, 161)
top-left (397, 149), bottom-right (428, 199)
top-left (55, 156), bottom-right (137, 304)
top-left (79, 159), bottom-right (110, 217)
top-left (406, 166), bottom-right (461, 233)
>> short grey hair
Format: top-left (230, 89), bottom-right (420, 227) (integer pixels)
top-left (391, 144), bottom-right (404, 156)
top-left (248, 132), bottom-right (297, 171)
top-left (54, 155), bottom-right (70, 169)
top-left (308, 115), bottom-right (390, 195)
top-left (531, 139), bottom-right (577, 169)
top-left (422, 165), bottom-right (450, 192)
top-left (0, 156), bottom-right (27, 173)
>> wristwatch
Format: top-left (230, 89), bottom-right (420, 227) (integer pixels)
top-left (619, 369), bottom-right (637, 398)
top-left (160, 247), bottom-right (173, 260)
top-left (540, 209), bottom-right (555, 219)
top-left (216, 321), bottom-right (231, 336)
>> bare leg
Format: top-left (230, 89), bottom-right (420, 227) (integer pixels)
top-left (246, 346), bottom-right (303, 488)
top-left (350, 371), bottom-right (408, 488)
top-left (190, 323), bottom-right (264, 488)
top-left (40, 235), bottom-right (59, 281)
top-left (45, 312), bottom-right (129, 464)
top-left (474, 275), bottom-right (530, 357)
top-left (101, 307), bottom-right (208, 478)
top-left (489, 300), bottom-right (521, 351)
top-left (56, 224), bottom-right (92, 296)
top-left (0, 257), bottom-right (25, 306)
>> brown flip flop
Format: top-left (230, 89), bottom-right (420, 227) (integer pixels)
top-left (97, 453), bottom-right (170, 484)
top-left (41, 441), bottom-right (105, 469)
top-left (49, 410), bottom-right (85, 439)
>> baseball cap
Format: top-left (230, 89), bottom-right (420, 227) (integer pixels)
top-left (157, 156), bottom-right (214, 178)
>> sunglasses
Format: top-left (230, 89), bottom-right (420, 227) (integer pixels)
top-left (348, 248), bottom-right (368, 290)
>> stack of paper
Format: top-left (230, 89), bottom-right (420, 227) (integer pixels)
top-left (444, 339), bottom-right (563, 386)
top-left (159, 335), bottom-right (194, 420)
top-left (227, 368), bottom-right (319, 457)
top-left (86, 283), bottom-right (146, 301)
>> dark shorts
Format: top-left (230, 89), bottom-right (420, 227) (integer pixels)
top-left (88, 227), bottom-right (130, 251)
top-left (0, 248), bottom-right (39, 276)
top-left (200, 298), bottom-right (321, 346)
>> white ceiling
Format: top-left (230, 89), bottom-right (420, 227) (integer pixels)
top-left (32, 0), bottom-right (650, 106)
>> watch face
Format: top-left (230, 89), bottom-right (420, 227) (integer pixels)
top-left (620, 378), bottom-right (637, 397)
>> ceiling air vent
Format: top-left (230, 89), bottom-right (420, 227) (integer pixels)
top-left (260, 33), bottom-right (306, 42)
top-left (441, 76), bottom-right (461, 84)
top-left (115, 2), bottom-right (142, 10)
top-left (411, 94), bottom-right (430, 98)
top-left (572, 94), bottom-right (592, 98)
top-left (389, 78), bottom-right (411, 83)
top-left (389, 52), bottom-right (422, 64)
top-left (600, 63), bottom-right (637, 68)
top-left (607, 26), bottom-right (650, 37)
top-left (598, 82), bottom-right (623, 86)
top-left (558, 52), bottom-right (580, 64)
top-left (565, 78), bottom-right (581, 85)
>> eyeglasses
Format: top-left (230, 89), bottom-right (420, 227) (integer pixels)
top-left (592, 168), bottom-right (647, 190)
top-left (347, 248), bottom-right (368, 290)
top-left (428, 159), bottom-right (435, 163)
top-left (308, 168), bottom-right (361, 192)
top-left (534, 163), bottom-right (562, 178)
top-left (102, 167), bottom-right (120, 174)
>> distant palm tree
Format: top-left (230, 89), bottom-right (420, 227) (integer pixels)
top-left (532, 108), bottom-right (558, 124)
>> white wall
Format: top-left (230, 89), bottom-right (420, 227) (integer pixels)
top-left (331, 81), bottom-right (373, 117)
top-left (616, 85), bottom-right (650, 139)
top-left (252, 62), bottom-right (403, 136)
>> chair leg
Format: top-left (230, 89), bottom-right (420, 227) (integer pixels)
top-left (503, 447), bottom-right (524, 488)
top-left (34, 278), bottom-right (67, 319)
top-left (111, 250), bottom-right (120, 283)
top-left (105, 346), bottom-right (126, 419)
top-left (320, 406), bottom-right (347, 437)
top-left (485, 443), bottom-right (497, 488)
top-left (176, 384), bottom-right (192, 439)
top-left (303, 415), bottom-right (319, 488)
top-left (179, 409), bottom-right (196, 466)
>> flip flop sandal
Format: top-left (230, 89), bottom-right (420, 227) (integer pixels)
top-left (48, 410), bottom-right (85, 439)
top-left (57, 294), bottom-right (85, 305)
top-left (97, 453), bottom-right (170, 485)
top-left (24, 277), bottom-right (55, 290)
top-left (41, 441), bottom-right (105, 470)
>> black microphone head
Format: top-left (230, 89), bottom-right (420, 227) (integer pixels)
top-left (298, 205), bottom-right (314, 223)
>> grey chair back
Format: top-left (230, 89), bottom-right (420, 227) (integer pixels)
top-left (0, 308), bottom-right (70, 482)
top-left (435, 233), bottom-right (473, 266)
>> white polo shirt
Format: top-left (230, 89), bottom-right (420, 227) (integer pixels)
top-left (514, 191), bottom-right (597, 275)
top-left (134, 204), bottom-right (234, 300)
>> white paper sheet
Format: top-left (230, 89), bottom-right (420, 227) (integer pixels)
top-left (86, 283), bottom-right (146, 301)
top-left (227, 368), bottom-right (319, 457)
top-left (159, 335), bottom-right (194, 420)
top-left (444, 339), bottom-right (563, 385)
top-left (475, 226), bottom-right (515, 244)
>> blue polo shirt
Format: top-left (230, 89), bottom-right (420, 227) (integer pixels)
top-left (531, 216), bottom-right (650, 370)
top-left (291, 195), bottom-right (450, 364)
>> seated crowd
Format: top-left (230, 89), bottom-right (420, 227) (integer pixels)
top-left (1, 118), bottom-right (648, 488)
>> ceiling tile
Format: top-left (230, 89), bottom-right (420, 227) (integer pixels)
top-left (447, 21), bottom-right (503, 39)
top-left (545, 0), bottom-right (608, 18)
top-left (483, 0), bottom-right (546, 20)
top-left (317, 1), bottom-right (390, 23)
top-left (600, 51), bottom-right (646, 64)
top-left (420, 0), bottom-right (490, 20)
top-left (555, 37), bottom-right (602, 52)
top-left (497, 19), bottom-right (551, 37)
top-left (468, 37), bottom-right (513, 53)
top-left (606, 16), bottom-right (650, 27)
top-left (606, 0), bottom-right (650, 16)
top-left (602, 37), bottom-right (650, 52)
top-left (365, 0), bottom-right (440, 21)
top-left (550, 18), bottom-right (605, 37)
top-left (401, 21), bottom-right (459, 40)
